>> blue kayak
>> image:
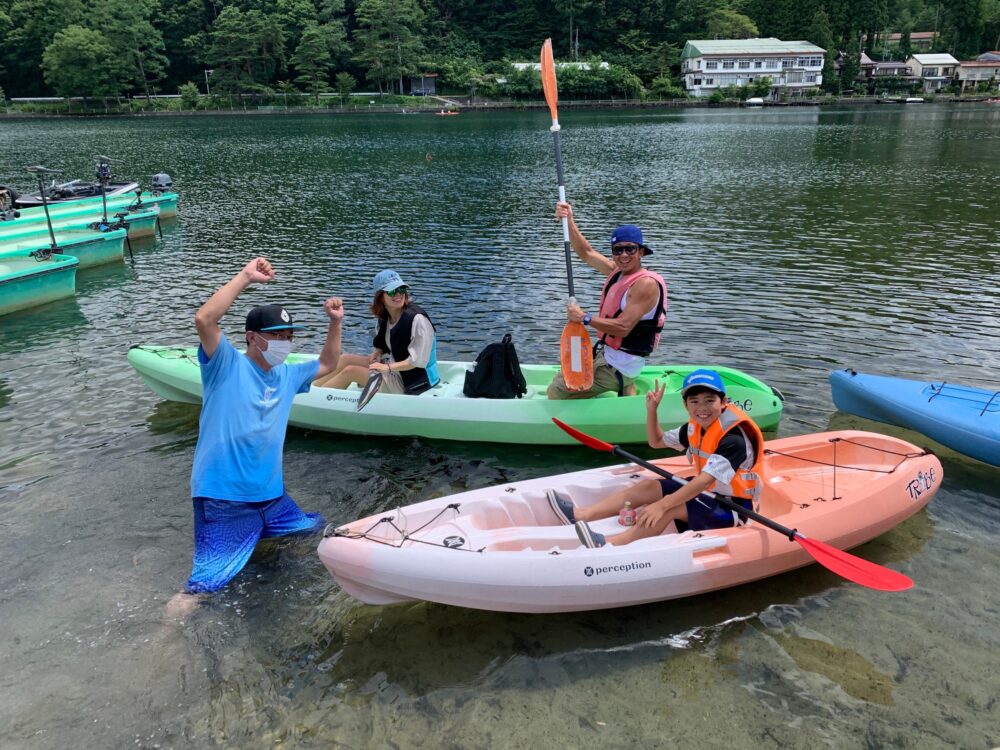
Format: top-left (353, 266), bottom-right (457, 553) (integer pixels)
top-left (829, 368), bottom-right (1000, 467)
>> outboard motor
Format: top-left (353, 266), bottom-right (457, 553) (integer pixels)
top-left (0, 186), bottom-right (20, 221)
top-left (151, 173), bottom-right (173, 194)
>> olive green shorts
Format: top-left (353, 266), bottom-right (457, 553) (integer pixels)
top-left (547, 351), bottom-right (635, 400)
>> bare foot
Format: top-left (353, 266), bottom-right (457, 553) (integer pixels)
top-left (165, 591), bottom-right (204, 621)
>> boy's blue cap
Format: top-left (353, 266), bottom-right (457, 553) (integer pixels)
top-left (372, 269), bottom-right (407, 293)
top-left (681, 369), bottom-right (726, 397)
top-left (610, 224), bottom-right (652, 254)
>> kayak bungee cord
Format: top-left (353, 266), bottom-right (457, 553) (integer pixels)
top-left (325, 503), bottom-right (486, 553)
top-left (762, 436), bottom-right (932, 504)
top-left (131, 344), bottom-right (199, 363)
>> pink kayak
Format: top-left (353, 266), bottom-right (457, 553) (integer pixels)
top-left (318, 431), bottom-right (941, 613)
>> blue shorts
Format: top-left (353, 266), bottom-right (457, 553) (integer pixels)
top-left (658, 478), bottom-right (753, 532)
top-left (186, 492), bottom-right (323, 593)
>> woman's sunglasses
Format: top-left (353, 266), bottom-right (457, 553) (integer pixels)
top-left (385, 286), bottom-right (409, 297)
top-left (611, 244), bottom-right (641, 256)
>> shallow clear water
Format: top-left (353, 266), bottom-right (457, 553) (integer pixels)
top-left (1, 105), bottom-right (999, 749)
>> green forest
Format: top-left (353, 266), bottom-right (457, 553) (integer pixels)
top-left (0, 0), bottom-right (997, 101)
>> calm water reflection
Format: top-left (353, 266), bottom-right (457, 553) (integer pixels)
top-left (1, 105), bottom-right (998, 749)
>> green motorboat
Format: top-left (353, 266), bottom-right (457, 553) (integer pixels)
top-left (0, 205), bottom-right (161, 240)
top-left (0, 250), bottom-right (79, 316)
top-left (128, 345), bottom-right (785, 445)
top-left (10, 189), bottom-right (179, 220)
top-left (0, 227), bottom-right (127, 268)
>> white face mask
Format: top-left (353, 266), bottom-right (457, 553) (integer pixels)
top-left (255, 335), bottom-right (293, 367)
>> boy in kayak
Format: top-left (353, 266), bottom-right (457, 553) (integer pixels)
top-left (167, 258), bottom-right (344, 617)
top-left (548, 369), bottom-right (765, 548)
top-left (547, 201), bottom-right (667, 399)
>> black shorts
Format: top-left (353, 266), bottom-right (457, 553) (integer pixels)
top-left (657, 478), bottom-right (753, 532)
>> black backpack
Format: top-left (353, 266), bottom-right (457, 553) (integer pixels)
top-left (463, 333), bottom-right (528, 399)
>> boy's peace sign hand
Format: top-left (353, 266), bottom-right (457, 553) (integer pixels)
top-left (646, 378), bottom-right (666, 411)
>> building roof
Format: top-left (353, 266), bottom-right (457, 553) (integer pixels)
top-left (888, 31), bottom-right (937, 41)
top-left (860, 53), bottom-right (909, 67)
top-left (681, 38), bottom-right (825, 59)
top-left (978, 51), bottom-right (1000, 61)
top-left (960, 60), bottom-right (1000, 67)
top-left (910, 53), bottom-right (959, 65)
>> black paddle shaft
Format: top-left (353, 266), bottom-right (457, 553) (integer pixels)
top-left (610, 445), bottom-right (799, 541)
top-left (550, 128), bottom-right (575, 299)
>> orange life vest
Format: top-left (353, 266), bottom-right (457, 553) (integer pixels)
top-left (685, 404), bottom-right (764, 508)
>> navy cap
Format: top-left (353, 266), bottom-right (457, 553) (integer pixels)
top-left (610, 224), bottom-right (652, 255)
top-left (245, 304), bottom-right (305, 332)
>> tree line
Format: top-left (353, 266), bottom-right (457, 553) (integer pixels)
top-left (1, 0), bottom-right (997, 101)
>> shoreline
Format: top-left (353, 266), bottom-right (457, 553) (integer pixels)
top-left (1, 95), bottom-right (995, 120)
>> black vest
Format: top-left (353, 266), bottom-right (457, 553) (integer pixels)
top-left (373, 303), bottom-right (437, 394)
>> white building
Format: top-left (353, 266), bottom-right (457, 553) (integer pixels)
top-left (681, 38), bottom-right (825, 98)
top-left (957, 60), bottom-right (1000, 91)
top-left (906, 53), bottom-right (959, 91)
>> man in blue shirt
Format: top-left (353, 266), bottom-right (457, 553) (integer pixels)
top-left (169, 257), bottom-right (344, 616)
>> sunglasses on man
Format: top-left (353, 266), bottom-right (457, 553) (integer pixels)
top-left (611, 244), bottom-right (642, 256)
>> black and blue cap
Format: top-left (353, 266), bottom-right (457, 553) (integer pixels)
top-left (245, 304), bottom-right (306, 332)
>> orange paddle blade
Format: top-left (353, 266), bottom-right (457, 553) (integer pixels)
top-left (560, 321), bottom-right (593, 391)
top-left (540, 38), bottom-right (559, 122)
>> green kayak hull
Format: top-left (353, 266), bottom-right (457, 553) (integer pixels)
top-left (128, 345), bottom-right (784, 445)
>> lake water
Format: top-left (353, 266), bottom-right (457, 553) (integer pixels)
top-left (1, 104), bottom-right (999, 749)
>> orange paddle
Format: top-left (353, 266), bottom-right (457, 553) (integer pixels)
top-left (541, 39), bottom-right (593, 391)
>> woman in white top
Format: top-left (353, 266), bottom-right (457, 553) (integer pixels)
top-left (314, 269), bottom-right (439, 395)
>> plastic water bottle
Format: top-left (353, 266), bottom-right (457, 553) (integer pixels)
top-left (619, 500), bottom-right (636, 527)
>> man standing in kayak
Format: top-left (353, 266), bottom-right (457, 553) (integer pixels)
top-left (167, 257), bottom-right (344, 617)
top-left (547, 201), bottom-right (667, 399)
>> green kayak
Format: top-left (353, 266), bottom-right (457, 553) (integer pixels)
top-left (127, 345), bottom-right (784, 445)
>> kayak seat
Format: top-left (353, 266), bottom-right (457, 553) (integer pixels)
top-left (466, 496), bottom-right (548, 530)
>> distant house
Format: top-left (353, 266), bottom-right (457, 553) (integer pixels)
top-left (886, 31), bottom-right (937, 51)
top-left (906, 53), bottom-right (959, 91)
top-left (978, 51), bottom-right (1000, 62)
top-left (957, 60), bottom-right (1000, 91)
top-left (409, 73), bottom-right (437, 96)
top-left (680, 38), bottom-right (825, 98)
top-left (859, 52), bottom-right (912, 79)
